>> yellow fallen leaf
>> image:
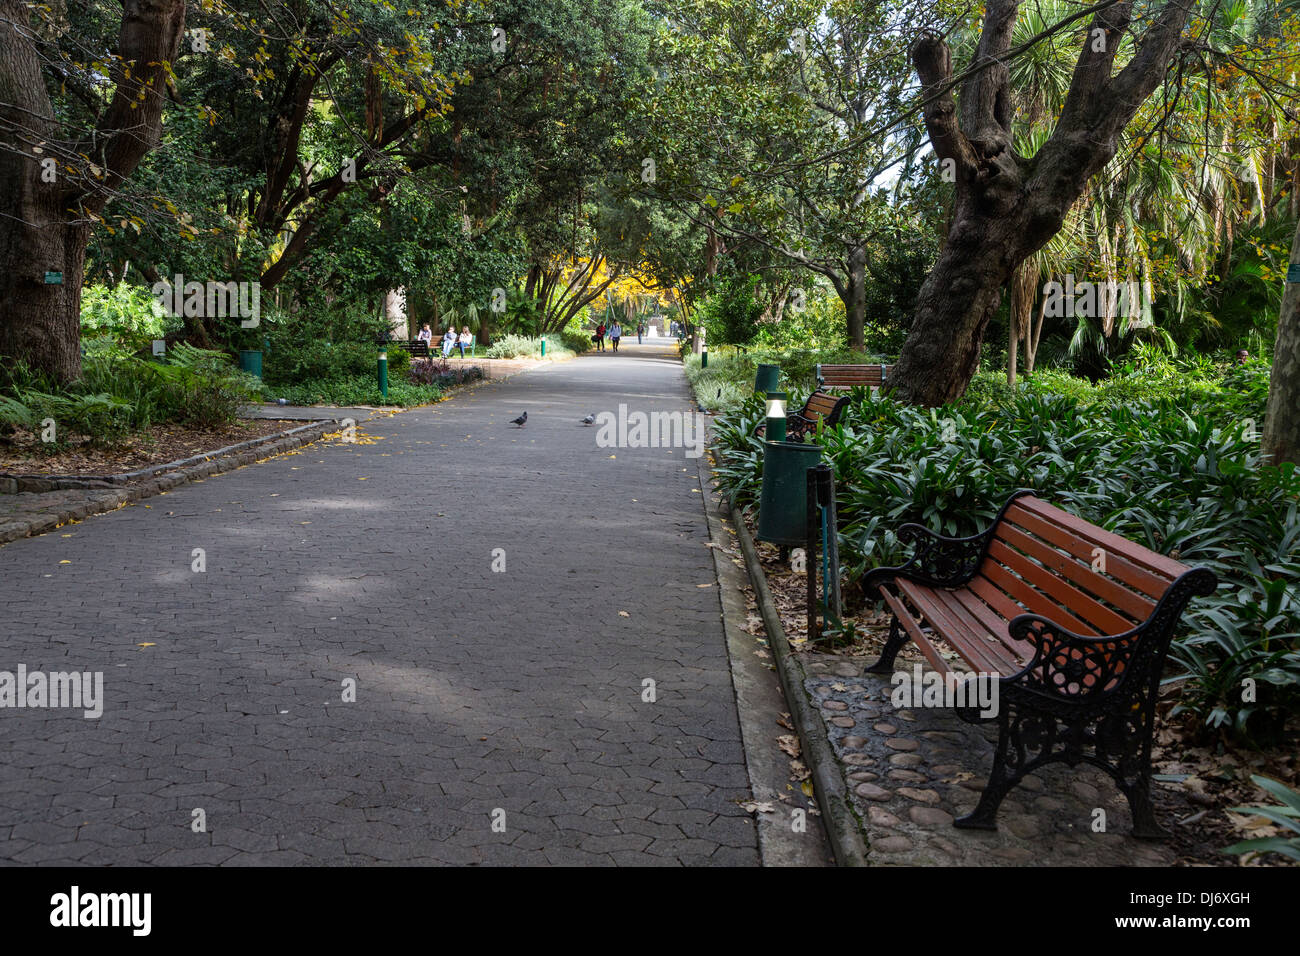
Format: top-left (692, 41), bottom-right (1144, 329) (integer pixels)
top-left (696, 583), bottom-right (713, 588)
top-left (138, 643), bottom-right (155, 648)
top-left (59, 560), bottom-right (71, 564)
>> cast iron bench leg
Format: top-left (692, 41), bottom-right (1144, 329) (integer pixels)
top-left (954, 709), bottom-right (1016, 830)
top-left (864, 615), bottom-right (907, 675)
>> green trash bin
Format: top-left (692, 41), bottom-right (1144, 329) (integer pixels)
top-left (239, 349), bottom-right (263, 380)
top-left (755, 363), bottom-right (780, 394)
top-left (757, 439), bottom-right (822, 546)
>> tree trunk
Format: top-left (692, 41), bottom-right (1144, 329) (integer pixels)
top-left (0, 0), bottom-right (186, 384)
top-left (384, 288), bottom-right (408, 339)
top-left (1262, 214), bottom-right (1300, 466)
top-left (1008, 259), bottom-right (1037, 385)
top-left (1008, 301), bottom-right (1018, 386)
top-left (1025, 287), bottom-right (1046, 374)
top-left (889, 0), bottom-right (1195, 406)
top-left (847, 244), bottom-right (866, 350)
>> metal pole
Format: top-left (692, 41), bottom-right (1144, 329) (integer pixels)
top-left (816, 464), bottom-right (843, 621)
top-left (806, 467), bottom-right (819, 642)
top-left (378, 348), bottom-right (389, 400)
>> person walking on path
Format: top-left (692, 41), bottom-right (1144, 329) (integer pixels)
top-left (636, 322), bottom-right (644, 344)
top-left (609, 321), bottom-right (622, 353)
top-left (595, 321), bottom-right (606, 352)
top-left (442, 326), bottom-right (457, 358)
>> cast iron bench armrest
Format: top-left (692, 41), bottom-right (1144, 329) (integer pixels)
top-left (863, 522), bottom-right (996, 592)
top-left (999, 612), bottom-right (1151, 703)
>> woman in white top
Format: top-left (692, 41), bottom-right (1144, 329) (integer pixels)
top-left (457, 326), bottom-right (472, 357)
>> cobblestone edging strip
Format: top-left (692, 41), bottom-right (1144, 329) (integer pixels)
top-left (0, 420), bottom-right (338, 546)
top-left (725, 496), bottom-right (870, 867)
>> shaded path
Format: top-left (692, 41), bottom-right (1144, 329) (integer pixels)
top-left (0, 342), bottom-right (759, 865)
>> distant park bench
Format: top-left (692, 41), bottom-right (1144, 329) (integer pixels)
top-left (755, 389), bottom-right (850, 442)
top-left (861, 490), bottom-right (1217, 837)
top-left (816, 363), bottom-right (894, 393)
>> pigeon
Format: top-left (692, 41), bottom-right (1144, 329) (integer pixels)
top-left (581, 414), bottom-right (595, 426)
top-left (509, 411), bottom-right (528, 427)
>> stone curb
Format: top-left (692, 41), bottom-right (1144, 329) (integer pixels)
top-left (724, 496), bottom-right (870, 867)
top-left (0, 420), bottom-right (339, 546)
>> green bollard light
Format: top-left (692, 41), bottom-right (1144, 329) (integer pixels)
top-left (378, 346), bottom-right (389, 400)
top-left (765, 391), bottom-right (788, 443)
top-left (541, 337), bottom-right (546, 357)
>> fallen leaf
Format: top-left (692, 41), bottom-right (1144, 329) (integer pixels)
top-left (777, 734), bottom-right (801, 758)
top-left (618, 610), bottom-right (629, 617)
top-left (739, 800), bottom-right (777, 814)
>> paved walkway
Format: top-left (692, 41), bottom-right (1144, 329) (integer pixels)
top-left (0, 342), bottom-right (759, 865)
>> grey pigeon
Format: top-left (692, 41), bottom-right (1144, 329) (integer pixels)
top-left (510, 411), bottom-right (527, 427)
top-left (581, 414), bottom-right (595, 426)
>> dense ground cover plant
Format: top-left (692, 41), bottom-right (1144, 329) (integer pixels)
top-left (706, 354), bottom-right (1298, 742)
top-left (0, 341), bottom-right (259, 445)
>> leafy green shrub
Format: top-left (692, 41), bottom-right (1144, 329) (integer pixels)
top-left (556, 328), bottom-right (594, 355)
top-left (0, 389), bottom-right (135, 445)
top-left (158, 343), bottom-right (259, 427)
top-left (80, 283), bottom-right (178, 352)
top-left (80, 341), bottom-right (256, 430)
top-left (697, 274), bottom-right (763, 347)
top-left (483, 334), bottom-right (576, 360)
top-left (262, 339), bottom-right (377, 387)
top-left (270, 376), bottom-right (439, 408)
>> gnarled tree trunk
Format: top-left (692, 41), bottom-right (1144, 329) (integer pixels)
top-left (889, 0), bottom-right (1195, 406)
top-left (1263, 214), bottom-right (1300, 466)
top-left (0, 0), bottom-right (186, 384)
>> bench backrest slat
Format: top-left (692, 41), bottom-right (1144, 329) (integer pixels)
top-left (1013, 497), bottom-right (1185, 587)
top-left (975, 560), bottom-right (1101, 636)
top-left (970, 496), bottom-right (1189, 639)
top-left (805, 393), bottom-right (842, 416)
top-left (818, 364), bottom-right (893, 389)
top-left (998, 505), bottom-right (1159, 620)
top-left (985, 538), bottom-right (1134, 636)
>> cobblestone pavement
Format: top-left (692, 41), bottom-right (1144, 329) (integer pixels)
top-left (803, 656), bottom-right (1175, 865)
top-left (0, 344), bottom-right (759, 866)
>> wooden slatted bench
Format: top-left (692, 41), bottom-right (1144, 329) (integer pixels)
top-left (861, 490), bottom-right (1217, 837)
top-left (755, 389), bottom-right (850, 442)
top-left (405, 340), bottom-right (430, 358)
top-left (816, 363), bottom-right (894, 392)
